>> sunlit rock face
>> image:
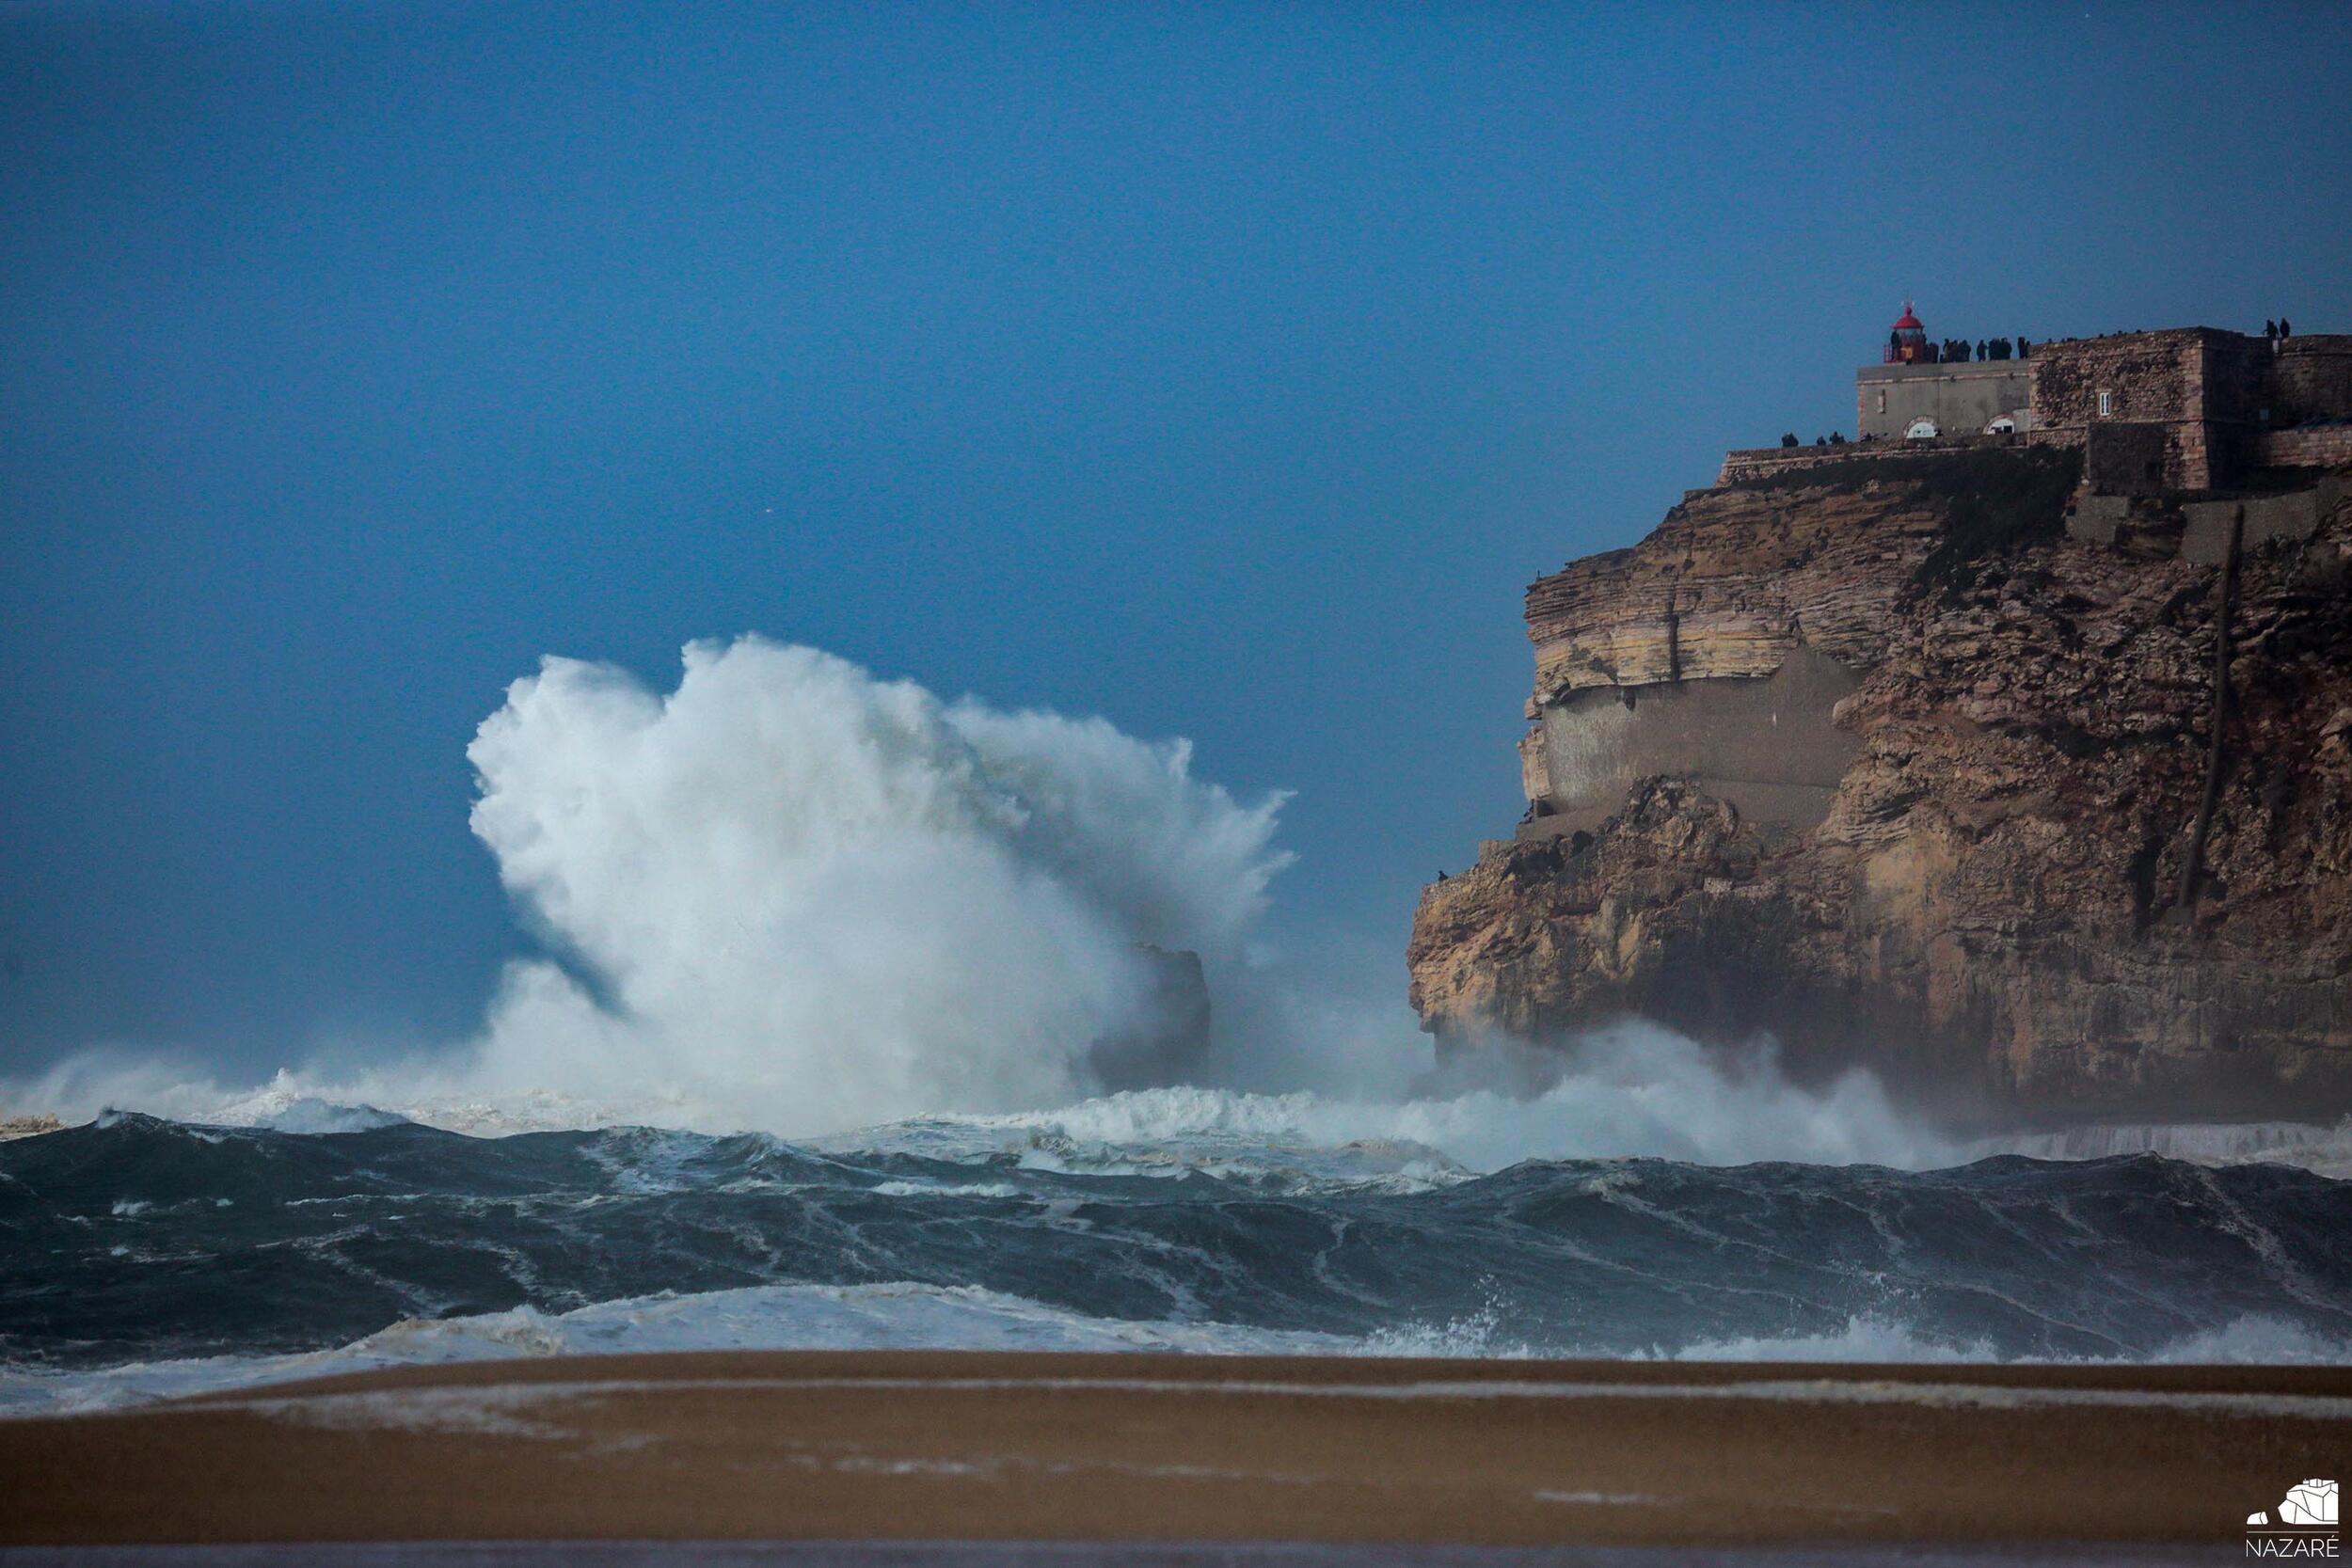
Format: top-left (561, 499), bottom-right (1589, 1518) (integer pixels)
top-left (1411, 448), bottom-right (2352, 1124)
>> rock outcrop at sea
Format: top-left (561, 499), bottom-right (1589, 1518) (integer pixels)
top-left (1409, 448), bottom-right (2352, 1121)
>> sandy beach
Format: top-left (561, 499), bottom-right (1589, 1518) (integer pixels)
top-left (1, 1350), bottom-right (2343, 1558)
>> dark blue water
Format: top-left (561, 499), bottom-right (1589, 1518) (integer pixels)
top-left (4, 1111), bottom-right (2350, 1370)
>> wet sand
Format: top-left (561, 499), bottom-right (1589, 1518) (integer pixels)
top-left (0, 1351), bottom-right (2344, 1554)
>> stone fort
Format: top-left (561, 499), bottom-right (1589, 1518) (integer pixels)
top-left (1725, 302), bottom-right (2352, 491)
top-left (1511, 304), bottom-right (2351, 847)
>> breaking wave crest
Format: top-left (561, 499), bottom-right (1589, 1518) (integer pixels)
top-left (10, 639), bottom-right (1289, 1137)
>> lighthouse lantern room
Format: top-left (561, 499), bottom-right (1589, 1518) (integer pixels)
top-left (1885, 301), bottom-right (1929, 364)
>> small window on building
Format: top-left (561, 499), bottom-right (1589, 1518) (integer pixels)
top-left (1877, 389), bottom-right (1887, 415)
top-left (2097, 390), bottom-right (2113, 417)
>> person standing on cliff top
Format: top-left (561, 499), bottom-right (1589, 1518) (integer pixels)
top-left (2282, 318), bottom-right (2293, 338)
top-left (2266, 320), bottom-right (2279, 339)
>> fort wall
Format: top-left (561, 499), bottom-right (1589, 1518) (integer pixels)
top-left (2076, 421), bottom-right (2169, 495)
top-left (2027, 329), bottom-right (2227, 488)
top-left (2260, 425), bottom-right (2352, 468)
top-left (2024, 328), bottom-right (2350, 490)
top-left (1855, 359), bottom-right (2031, 441)
top-left (2190, 330), bottom-right (2274, 487)
top-left (2268, 337), bottom-right (2352, 426)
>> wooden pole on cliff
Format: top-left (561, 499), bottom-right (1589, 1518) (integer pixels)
top-left (2173, 503), bottom-right (2245, 916)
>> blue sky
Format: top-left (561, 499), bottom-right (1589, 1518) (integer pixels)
top-left (4, 1), bottom-right (2348, 1081)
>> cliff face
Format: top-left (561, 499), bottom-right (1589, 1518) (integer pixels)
top-left (1410, 449), bottom-right (2352, 1123)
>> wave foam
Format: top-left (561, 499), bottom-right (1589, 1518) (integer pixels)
top-left (8, 1283), bottom-right (2344, 1418)
top-left (0, 1282), bottom-right (1352, 1416)
top-left (1975, 1120), bottom-right (2352, 1180)
top-left (816, 1029), bottom-right (1958, 1176)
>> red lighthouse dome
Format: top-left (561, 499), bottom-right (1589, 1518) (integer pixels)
top-left (1886, 300), bottom-right (1929, 364)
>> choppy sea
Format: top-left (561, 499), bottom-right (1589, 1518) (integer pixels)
top-left (4, 1092), bottom-right (2350, 1415)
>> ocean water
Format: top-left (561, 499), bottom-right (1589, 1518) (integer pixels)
top-left (4, 1096), bottom-right (2350, 1414)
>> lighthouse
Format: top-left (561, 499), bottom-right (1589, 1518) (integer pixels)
top-left (1858, 299), bottom-right (2033, 442)
top-left (1885, 300), bottom-right (1929, 365)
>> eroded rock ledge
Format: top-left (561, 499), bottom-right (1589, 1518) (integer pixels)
top-left (1410, 448), bottom-right (2352, 1122)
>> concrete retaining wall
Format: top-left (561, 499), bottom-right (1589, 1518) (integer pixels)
top-left (1526, 645), bottom-right (1860, 834)
top-left (2181, 480), bottom-right (2343, 563)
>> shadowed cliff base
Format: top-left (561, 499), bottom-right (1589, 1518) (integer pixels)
top-left (1414, 442), bottom-right (2352, 1126)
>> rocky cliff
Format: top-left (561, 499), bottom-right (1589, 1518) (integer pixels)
top-left (1409, 448), bottom-right (2352, 1123)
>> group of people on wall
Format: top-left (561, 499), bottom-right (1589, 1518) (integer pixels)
top-left (1893, 319), bottom-right (2308, 364)
top-left (1893, 333), bottom-right (2031, 364)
